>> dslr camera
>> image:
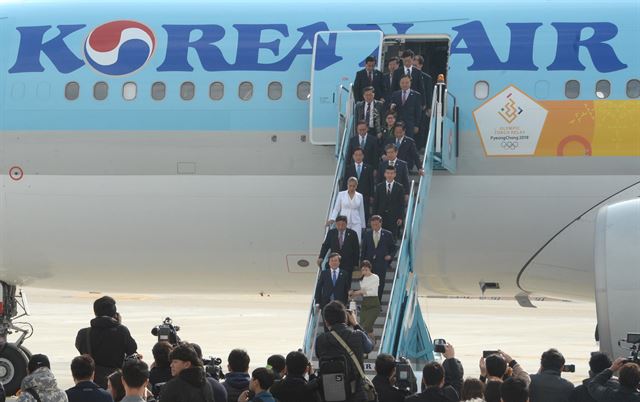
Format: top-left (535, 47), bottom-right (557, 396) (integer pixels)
top-left (151, 317), bottom-right (181, 346)
top-left (395, 357), bottom-right (417, 394)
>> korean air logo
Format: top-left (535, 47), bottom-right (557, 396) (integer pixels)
top-left (83, 20), bottom-right (156, 76)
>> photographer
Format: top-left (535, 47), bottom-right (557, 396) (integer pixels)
top-left (405, 344), bottom-right (463, 402)
top-left (587, 357), bottom-right (640, 402)
top-left (75, 296), bottom-right (138, 389)
top-left (372, 354), bottom-right (411, 402)
top-left (480, 351), bottom-right (530, 386)
top-left (315, 301), bottom-right (373, 402)
top-left (529, 349), bottom-right (574, 402)
top-left (270, 351), bottom-right (320, 402)
top-left (191, 343), bottom-right (228, 402)
top-left (570, 352), bottom-right (617, 402)
top-left (159, 344), bottom-right (215, 402)
top-left (149, 342), bottom-right (173, 395)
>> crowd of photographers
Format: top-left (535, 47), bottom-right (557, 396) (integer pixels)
top-left (2, 295), bottom-right (637, 402)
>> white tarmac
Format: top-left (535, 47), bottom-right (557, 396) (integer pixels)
top-left (12, 288), bottom-right (598, 391)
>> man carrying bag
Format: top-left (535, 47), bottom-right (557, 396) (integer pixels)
top-left (315, 301), bottom-right (376, 402)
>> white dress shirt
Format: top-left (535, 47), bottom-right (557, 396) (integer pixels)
top-left (360, 274), bottom-right (380, 297)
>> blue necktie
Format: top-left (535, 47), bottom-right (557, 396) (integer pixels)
top-left (356, 164), bottom-right (362, 179)
top-left (332, 270), bottom-right (337, 286)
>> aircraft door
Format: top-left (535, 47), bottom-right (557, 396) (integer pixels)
top-left (309, 30), bottom-right (383, 145)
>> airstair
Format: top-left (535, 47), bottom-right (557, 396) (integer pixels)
top-left (302, 79), bottom-right (459, 375)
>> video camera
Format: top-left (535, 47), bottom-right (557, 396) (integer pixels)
top-left (151, 317), bottom-right (181, 346)
top-left (203, 356), bottom-right (225, 381)
top-left (395, 357), bottom-right (418, 394)
top-left (618, 333), bottom-right (640, 364)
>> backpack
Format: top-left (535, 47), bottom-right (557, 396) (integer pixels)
top-left (319, 353), bottom-right (354, 402)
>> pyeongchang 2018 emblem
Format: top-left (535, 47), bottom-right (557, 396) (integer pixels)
top-left (498, 93), bottom-right (524, 124)
top-left (84, 20), bottom-right (156, 76)
top-left (473, 85), bottom-right (548, 156)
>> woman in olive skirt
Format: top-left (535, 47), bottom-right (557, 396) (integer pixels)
top-left (349, 260), bottom-right (380, 342)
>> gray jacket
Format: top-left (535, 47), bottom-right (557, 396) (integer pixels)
top-left (530, 369), bottom-right (574, 402)
top-left (17, 368), bottom-right (68, 402)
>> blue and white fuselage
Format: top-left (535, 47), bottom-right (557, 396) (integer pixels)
top-left (0, 0), bottom-right (638, 301)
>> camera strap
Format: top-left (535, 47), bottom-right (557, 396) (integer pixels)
top-left (24, 388), bottom-right (42, 402)
top-left (330, 331), bottom-right (369, 382)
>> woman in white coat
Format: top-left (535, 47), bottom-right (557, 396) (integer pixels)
top-left (327, 177), bottom-right (366, 242)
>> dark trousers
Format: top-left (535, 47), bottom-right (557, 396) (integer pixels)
top-left (362, 196), bottom-right (371, 225)
top-left (373, 263), bottom-right (389, 302)
top-left (417, 114), bottom-right (430, 150)
top-left (381, 214), bottom-right (400, 238)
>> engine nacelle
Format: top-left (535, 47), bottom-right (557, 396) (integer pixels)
top-left (595, 199), bottom-right (640, 358)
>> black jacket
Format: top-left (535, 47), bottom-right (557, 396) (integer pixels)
top-left (377, 159), bottom-right (410, 194)
top-left (405, 359), bottom-right (462, 402)
top-left (530, 370), bottom-right (574, 402)
top-left (372, 375), bottom-right (409, 402)
top-left (159, 367), bottom-right (215, 402)
top-left (373, 181), bottom-right (405, 225)
top-left (270, 375), bottom-right (321, 402)
top-left (587, 368), bottom-right (640, 402)
top-left (66, 381), bottom-right (113, 402)
top-left (570, 376), bottom-right (619, 402)
top-left (319, 228), bottom-right (360, 272)
top-left (392, 66), bottom-right (427, 106)
top-left (347, 134), bottom-right (379, 167)
top-left (404, 387), bottom-right (459, 402)
top-left (386, 136), bottom-right (422, 171)
top-left (343, 162), bottom-right (375, 198)
top-left (75, 317), bottom-right (138, 387)
top-left (222, 372), bottom-right (250, 402)
top-left (314, 268), bottom-right (350, 308)
top-left (353, 68), bottom-right (386, 102)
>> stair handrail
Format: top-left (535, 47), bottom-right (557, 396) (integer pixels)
top-left (302, 84), bottom-right (356, 358)
top-left (379, 89), bottom-right (439, 355)
top-left (378, 180), bottom-right (417, 353)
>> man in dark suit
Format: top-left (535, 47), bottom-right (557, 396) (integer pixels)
top-left (378, 144), bottom-right (410, 195)
top-left (361, 215), bottom-right (396, 301)
top-left (343, 148), bottom-right (375, 223)
top-left (374, 166), bottom-right (406, 237)
top-left (383, 57), bottom-right (400, 102)
top-left (314, 253), bottom-right (351, 309)
top-left (390, 75), bottom-right (423, 138)
top-left (353, 56), bottom-right (386, 103)
top-left (413, 55), bottom-right (434, 150)
top-left (317, 216), bottom-right (360, 275)
top-left (392, 50), bottom-right (427, 106)
top-left (354, 87), bottom-right (384, 137)
top-left (386, 121), bottom-right (423, 172)
top-left (347, 120), bottom-right (378, 166)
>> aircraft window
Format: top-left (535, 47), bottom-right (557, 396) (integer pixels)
top-left (123, 82), bottom-right (137, 101)
top-left (210, 82), bottom-right (224, 100)
top-left (152, 82), bottom-right (166, 101)
top-left (181, 82), bottom-right (195, 100)
top-left (268, 81), bottom-right (283, 100)
top-left (297, 81), bottom-right (310, 100)
top-left (239, 81), bottom-right (253, 101)
top-left (93, 82), bottom-right (108, 101)
top-left (474, 81), bottom-right (489, 100)
top-left (565, 80), bottom-right (580, 99)
top-left (626, 79), bottom-right (640, 98)
top-left (65, 82), bottom-right (80, 100)
top-left (595, 80), bottom-right (610, 99)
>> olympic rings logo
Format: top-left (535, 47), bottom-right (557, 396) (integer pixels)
top-left (500, 141), bottom-right (519, 150)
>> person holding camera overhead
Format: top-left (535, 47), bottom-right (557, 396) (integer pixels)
top-left (75, 296), bottom-right (138, 389)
